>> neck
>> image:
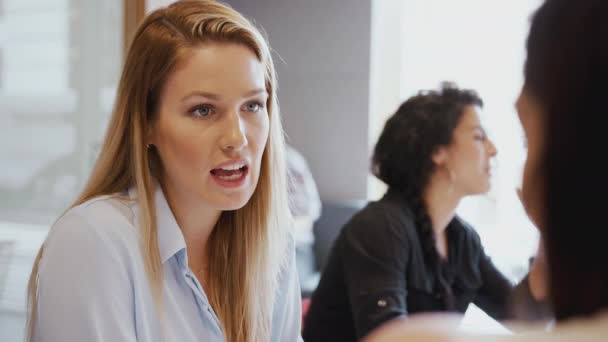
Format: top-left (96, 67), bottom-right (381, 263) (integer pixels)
top-left (423, 174), bottom-right (462, 237)
top-left (160, 181), bottom-right (221, 271)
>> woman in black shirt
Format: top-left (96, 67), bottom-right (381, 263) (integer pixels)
top-left (302, 84), bottom-right (548, 341)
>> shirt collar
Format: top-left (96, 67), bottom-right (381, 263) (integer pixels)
top-left (129, 182), bottom-right (187, 264)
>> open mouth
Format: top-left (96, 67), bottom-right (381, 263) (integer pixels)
top-left (210, 160), bottom-right (249, 187)
top-left (210, 165), bottom-right (248, 180)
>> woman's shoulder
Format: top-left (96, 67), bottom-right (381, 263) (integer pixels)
top-left (546, 311), bottom-right (608, 341)
top-left (367, 311), bottom-right (608, 342)
top-left (44, 193), bottom-right (140, 260)
top-left (35, 194), bottom-right (146, 337)
top-left (334, 198), bottom-right (418, 259)
top-left (344, 198), bottom-right (417, 236)
top-left (451, 216), bottom-right (483, 246)
top-left (462, 312), bottom-right (608, 342)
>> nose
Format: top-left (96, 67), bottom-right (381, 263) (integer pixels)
top-left (487, 139), bottom-right (498, 157)
top-left (220, 110), bottom-right (247, 152)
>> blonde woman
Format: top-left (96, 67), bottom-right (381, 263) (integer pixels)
top-left (25, 1), bottom-right (302, 341)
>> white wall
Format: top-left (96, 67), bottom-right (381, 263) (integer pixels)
top-left (225, 0), bottom-right (373, 201)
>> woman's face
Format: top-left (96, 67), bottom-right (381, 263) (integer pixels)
top-left (516, 89), bottom-right (546, 228)
top-left (149, 43), bottom-right (270, 211)
top-left (441, 105), bottom-right (497, 196)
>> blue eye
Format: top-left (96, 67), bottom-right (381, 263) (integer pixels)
top-left (245, 102), bottom-right (263, 112)
top-left (190, 105), bottom-right (212, 118)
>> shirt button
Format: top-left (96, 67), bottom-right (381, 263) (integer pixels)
top-left (377, 299), bottom-right (387, 307)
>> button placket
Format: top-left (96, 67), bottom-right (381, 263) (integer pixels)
top-left (184, 270), bottom-right (223, 335)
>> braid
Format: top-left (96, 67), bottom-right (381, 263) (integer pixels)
top-left (410, 192), bottom-right (454, 310)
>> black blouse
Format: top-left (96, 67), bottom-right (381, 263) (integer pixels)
top-left (302, 189), bottom-right (547, 341)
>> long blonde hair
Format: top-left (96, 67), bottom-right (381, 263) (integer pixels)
top-left (26, 1), bottom-right (290, 341)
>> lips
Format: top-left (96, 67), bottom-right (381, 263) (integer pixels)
top-left (211, 166), bottom-right (248, 180)
top-left (210, 159), bottom-right (249, 187)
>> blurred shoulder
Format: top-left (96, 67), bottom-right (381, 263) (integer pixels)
top-left (44, 193), bottom-right (139, 259)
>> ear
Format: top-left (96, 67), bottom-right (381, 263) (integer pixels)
top-left (432, 146), bottom-right (448, 167)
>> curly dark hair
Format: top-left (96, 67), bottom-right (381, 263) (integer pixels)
top-left (372, 82), bottom-right (483, 309)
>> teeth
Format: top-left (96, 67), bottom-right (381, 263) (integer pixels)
top-left (218, 173), bottom-right (243, 180)
top-left (219, 162), bottom-right (246, 171)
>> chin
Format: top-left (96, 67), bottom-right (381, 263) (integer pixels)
top-left (467, 182), bottom-right (491, 196)
top-left (475, 175), bottom-right (492, 193)
top-left (221, 201), bottom-right (249, 211)
top-left (479, 184), bottom-right (492, 194)
top-left (214, 190), bottom-right (256, 211)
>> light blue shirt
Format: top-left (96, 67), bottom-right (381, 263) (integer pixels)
top-left (34, 185), bottom-right (303, 341)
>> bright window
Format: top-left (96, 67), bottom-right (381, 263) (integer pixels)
top-left (0, 1), bottom-right (123, 340)
top-left (370, 0), bottom-right (543, 329)
top-left (397, 0), bottom-right (543, 279)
